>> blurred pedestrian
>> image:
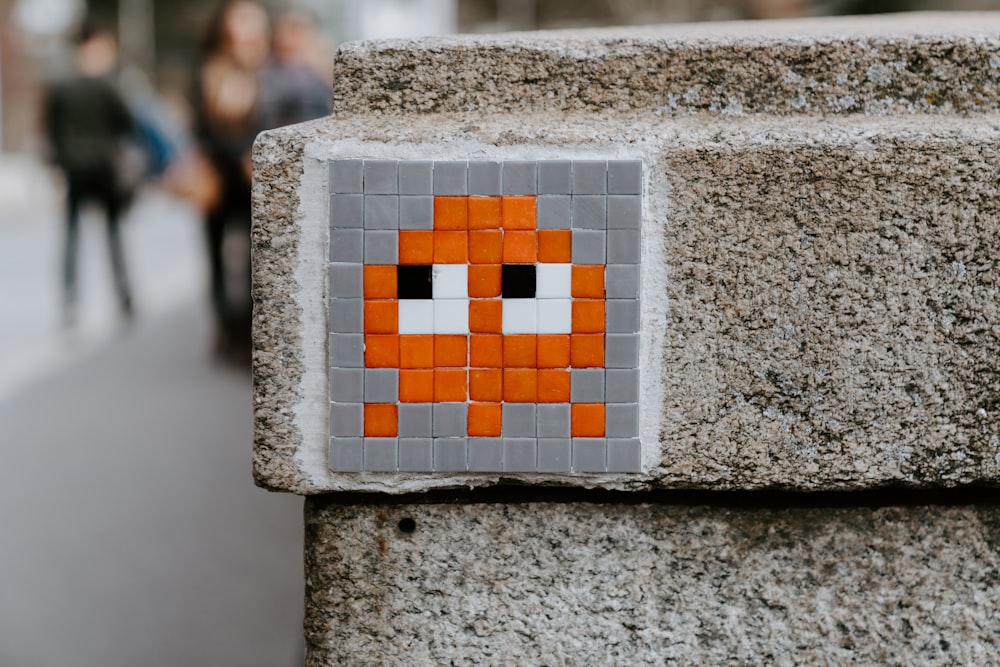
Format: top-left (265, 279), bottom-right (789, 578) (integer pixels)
top-left (43, 21), bottom-right (136, 325)
top-left (191, 1), bottom-right (270, 363)
top-left (257, 9), bottom-right (332, 130)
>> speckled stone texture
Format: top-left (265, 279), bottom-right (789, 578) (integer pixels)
top-left (304, 498), bottom-right (1000, 665)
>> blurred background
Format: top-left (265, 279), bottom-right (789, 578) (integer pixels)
top-left (0, 0), bottom-right (997, 665)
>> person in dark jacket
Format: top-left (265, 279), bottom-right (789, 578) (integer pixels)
top-left (43, 22), bottom-right (136, 324)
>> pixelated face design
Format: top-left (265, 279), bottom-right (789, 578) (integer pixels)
top-left (328, 160), bottom-right (641, 473)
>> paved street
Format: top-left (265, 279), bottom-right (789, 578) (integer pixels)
top-left (0, 169), bottom-right (304, 666)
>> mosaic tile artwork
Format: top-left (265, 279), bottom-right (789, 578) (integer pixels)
top-left (328, 159), bottom-right (642, 473)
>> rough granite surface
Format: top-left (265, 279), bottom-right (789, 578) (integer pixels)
top-left (304, 499), bottom-right (1000, 665)
top-left (252, 15), bottom-right (1000, 494)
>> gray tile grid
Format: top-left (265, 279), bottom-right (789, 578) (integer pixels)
top-left (329, 159), bottom-right (363, 194)
top-left (364, 369), bottom-right (398, 403)
top-left (607, 438), bottom-right (642, 472)
top-left (608, 229), bottom-right (641, 264)
top-left (606, 334), bottom-right (640, 369)
top-left (330, 368), bottom-right (364, 403)
top-left (398, 161), bottom-right (433, 195)
top-left (398, 438), bottom-right (434, 471)
top-left (330, 228), bottom-right (363, 262)
top-left (365, 438), bottom-right (398, 471)
top-left (468, 161), bottom-right (502, 196)
top-left (364, 195), bottom-right (398, 229)
top-left (607, 195), bottom-right (641, 228)
top-left (468, 438), bottom-right (503, 472)
top-left (606, 265), bottom-right (640, 299)
top-left (364, 230), bottom-right (398, 264)
top-left (572, 229), bottom-right (606, 264)
top-left (537, 438), bottom-right (572, 472)
top-left (536, 195), bottom-right (571, 229)
top-left (433, 403), bottom-right (467, 437)
top-left (573, 438), bottom-right (607, 473)
top-left (434, 438), bottom-right (467, 471)
top-left (329, 334), bottom-right (364, 367)
top-left (399, 196), bottom-right (434, 230)
top-left (503, 438), bottom-right (537, 472)
top-left (363, 160), bottom-right (398, 194)
top-left (330, 403), bottom-right (363, 437)
top-left (398, 404), bottom-right (432, 437)
top-left (329, 437), bottom-right (364, 471)
top-left (537, 161), bottom-right (572, 194)
top-left (607, 299), bottom-right (640, 333)
top-left (327, 159), bottom-right (643, 474)
top-left (537, 404), bottom-right (570, 438)
top-left (605, 369), bottom-right (640, 404)
top-left (607, 160), bottom-right (642, 195)
top-left (329, 299), bottom-right (363, 333)
top-left (502, 403), bottom-right (536, 437)
top-left (330, 194), bottom-right (364, 228)
top-left (329, 263), bottom-right (363, 298)
top-left (572, 160), bottom-right (607, 194)
top-left (433, 161), bottom-right (468, 195)
top-left (502, 161), bottom-right (537, 195)
top-left (572, 196), bottom-right (607, 229)
top-left (606, 403), bottom-right (640, 438)
top-left (571, 369), bottom-right (605, 403)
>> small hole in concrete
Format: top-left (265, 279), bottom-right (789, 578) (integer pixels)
top-left (398, 517), bottom-right (417, 534)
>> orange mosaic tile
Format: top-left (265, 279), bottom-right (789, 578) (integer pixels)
top-left (468, 229), bottom-right (503, 264)
top-left (501, 196), bottom-right (536, 230)
top-left (503, 368), bottom-right (537, 403)
top-left (433, 231), bottom-right (468, 264)
top-left (537, 369), bottom-right (571, 403)
top-left (364, 403), bottom-right (398, 437)
top-left (572, 300), bottom-right (606, 334)
top-left (470, 335), bottom-right (503, 368)
top-left (363, 265), bottom-right (397, 299)
top-left (571, 403), bottom-right (606, 437)
top-left (468, 265), bottom-right (502, 298)
top-left (434, 368), bottom-right (468, 402)
top-left (434, 196), bottom-right (468, 230)
top-left (398, 230), bottom-right (434, 264)
top-left (469, 369), bottom-right (503, 402)
top-left (537, 335), bottom-right (571, 369)
top-left (434, 335), bottom-right (468, 367)
top-left (502, 334), bottom-right (536, 368)
top-left (468, 196), bottom-right (502, 230)
top-left (469, 300), bottom-right (502, 334)
top-left (502, 230), bottom-right (537, 263)
top-left (467, 403), bottom-right (502, 437)
top-left (399, 335), bottom-right (434, 369)
top-left (365, 334), bottom-right (399, 367)
top-left (363, 300), bottom-right (398, 334)
top-left (399, 369), bottom-right (434, 402)
top-left (537, 230), bottom-right (572, 263)
top-left (570, 334), bottom-right (604, 368)
top-left (571, 265), bottom-right (605, 298)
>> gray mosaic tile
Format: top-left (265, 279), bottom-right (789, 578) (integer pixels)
top-left (605, 369), bottom-right (640, 404)
top-left (502, 403), bottom-right (536, 437)
top-left (468, 161), bottom-right (502, 196)
top-left (572, 160), bottom-right (607, 194)
top-left (330, 403), bottom-right (363, 437)
top-left (537, 438), bottom-right (571, 473)
top-left (572, 230), bottom-right (606, 264)
top-left (329, 159), bottom-right (363, 194)
top-left (571, 368), bottom-right (605, 403)
top-left (434, 438), bottom-right (467, 471)
top-left (503, 161), bottom-right (537, 195)
top-left (398, 161), bottom-right (433, 195)
top-left (607, 438), bottom-right (642, 472)
top-left (364, 195), bottom-right (398, 229)
top-left (468, 438), bottom-right (503, 472)
top-left (330, 228), bottom-right (363, 262)
top-left (537, 195), bottom-right (571, 229)
top-left (329, 298), bottom-right (363, 334)
top-left (572, 195), bottom-right (607, 229)
top-left (503, 438), bottom-right (537, 472)
top-left (330, 368), bottom-right (364, 403)
top-left (364, 368), bottom-right (399, 403)
top-left (606, 334), bottom-right (640, 369)
top-left (329, 262), bottom-right (363, 298)
top-left (364, 160), bottom-right (397, 194)
top-left (433, 161), bottom-right (468, 195)
top-left (433, 403), bottom-right (467, 437)
top-left (329, 437), bottom-right (364, 471)
top-left (606, 264), bottom-right (640, 299)
top-left (537, 404), bottom-right (571, 438)
top-left (399, 196), bottom-right (434, 230)
top-left (364, 230), bottom-right (398, 264)
top-left (606, 403), bottom-right (640, 438)
top-left (398, 404), bottom-right (432, 437)
top-left (607, 299), bottom-right (640, 333)
top-left (607, 160), bottom-right (642, 195)
top-left (573, 438), bottom-right (607, 473)
top-left (398, 438), bottom-right (433, 471)
top-left (329, 333), bottom-right (364, 368)
top-left (607, 195), bottom-right (641, 229)
top-left (330, 193), bottom-right (364, 228)
top-left (537, 160), bottom-right (572, 195)
top-left (608, 229), bottom-right (641, 264)
top-left (364, 438), bottom-right (397, 471)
